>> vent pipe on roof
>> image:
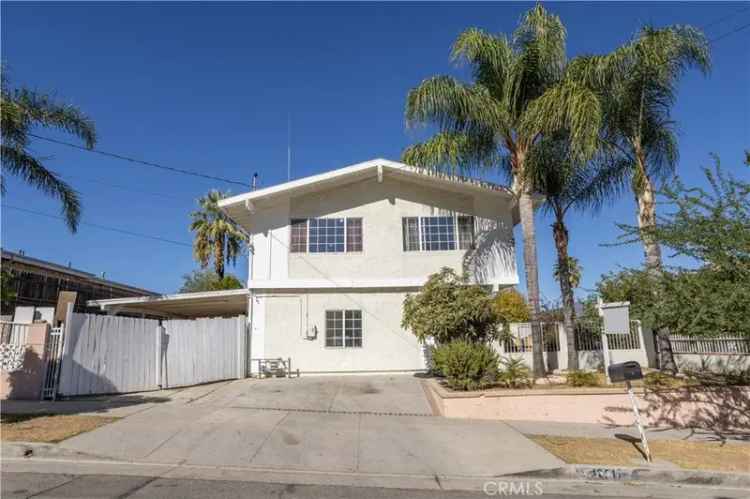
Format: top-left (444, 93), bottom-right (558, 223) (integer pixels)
top-left (252, 172), bottom-right (258, 190)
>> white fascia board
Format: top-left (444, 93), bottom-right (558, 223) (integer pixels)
top-left (87, 288), bottom-right (250, 308)
top-left (247, 277), bottom-right (519, 291)
top-left (217, 158), bottom-right (513, 209)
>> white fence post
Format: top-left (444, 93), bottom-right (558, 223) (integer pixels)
top-left (156, 323), bottom-right (163, 389)
top-left (237, 316), bottom-right (246, 379)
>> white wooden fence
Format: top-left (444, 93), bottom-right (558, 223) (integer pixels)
top-left (160, 317), bottom-right (246, 389)
top-left (57, 313), bottom-right (247, 397)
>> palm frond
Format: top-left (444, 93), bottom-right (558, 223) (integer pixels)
top-left (12, 89), bottom-right (96, 148)
top-left (1, 145), bottom-right (81, 231)
top-left (401, 131), bottom-right (502, 177)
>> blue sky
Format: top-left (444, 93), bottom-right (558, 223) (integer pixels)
top-left (2, 2), bottom-right (748, 300)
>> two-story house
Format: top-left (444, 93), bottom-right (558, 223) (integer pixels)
top-left (90, 158), bottom-right (521, 374)
top-left (217, 158), bottom-right (520, 374)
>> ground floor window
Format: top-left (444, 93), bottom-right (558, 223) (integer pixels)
top-left (325, 310), bottom-right (362, 347)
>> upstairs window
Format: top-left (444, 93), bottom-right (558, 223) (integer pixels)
top-left (289, 217), bottom-right (363, 253)
top-left (402, 216), bottom-right (475, 252)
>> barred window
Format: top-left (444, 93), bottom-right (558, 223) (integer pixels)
top-left (325, 310), bottom-right (362, 348)
top-left (290, 219), bottom-right (308, 253)
top-left (457, 216), bottom-right (475, 250)
top-left (346, 218), bottom-right (363, 252)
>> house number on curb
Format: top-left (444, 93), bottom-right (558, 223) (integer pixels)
top-left (578, 468), bottom-right (634, 481)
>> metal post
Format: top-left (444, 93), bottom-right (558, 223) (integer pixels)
top-left (626, 380), bottom-right (651, 462)
top-left (602, 333), bottom-right (612, 385)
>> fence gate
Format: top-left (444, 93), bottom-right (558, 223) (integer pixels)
top-left (41, 326), bottom-right (64, 400)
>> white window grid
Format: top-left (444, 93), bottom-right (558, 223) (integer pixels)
top-left (403, 216), bottom-right (474, 252)
top-left (293, 218), bottom-right (363, 254)
top-left (325, 310), bottom-right (362, 348)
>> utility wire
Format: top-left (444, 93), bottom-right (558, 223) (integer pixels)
top-left (29, 133), bottom-right (251, 188)
top-left (61, 174), bottom-right (186, 201)
top-left (702, 6), bottom-right (750, 30)
top-left (709, 21), bottom-right (750, 44)
top-left (3, 205), bottom-right (192, 247)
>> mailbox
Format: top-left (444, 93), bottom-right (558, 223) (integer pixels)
top-left (608, 361), bottom-right (643, 383)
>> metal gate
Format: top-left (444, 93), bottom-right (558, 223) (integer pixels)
top-left (41, 326), bottom-right (65, 400)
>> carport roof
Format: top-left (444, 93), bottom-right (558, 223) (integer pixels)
top-left (87, 289), bottom-right (249, 319)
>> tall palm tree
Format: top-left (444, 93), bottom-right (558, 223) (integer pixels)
top-left (402, 5), bottom-right (602, 376)
top-left (190, 190), bottom-right (247, 279)
top-left (525, 136), bottom-right (628, 370)
top-left (573, 25), bottom-right (710, 372)
top-left (1, 72), bottom-right (96, 232)
top-left (577, 26), bottom-right (710, 272)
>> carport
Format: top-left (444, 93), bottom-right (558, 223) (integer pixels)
top-left (88, 289), bottom-right (250, 319)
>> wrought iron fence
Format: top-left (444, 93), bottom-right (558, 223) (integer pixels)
top-left (574, 320), bottom-right (641, 351)
top-left (669, 335), bottom-right (750, 355)
top-left (41, 326), bottom-right (65, 400)
top-left (503, 322), bottom-right (560, 353)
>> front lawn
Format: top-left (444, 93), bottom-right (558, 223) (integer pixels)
top-left (530, 434), bottom-right (750, 472)
top-left (1, 413), bottom-right (120, 443)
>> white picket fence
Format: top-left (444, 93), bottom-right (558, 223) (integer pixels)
top-left (57, 312), bottom-right (247, 397)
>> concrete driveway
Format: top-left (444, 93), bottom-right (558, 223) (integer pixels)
top-left (58, 375), bottom-right (562, 479)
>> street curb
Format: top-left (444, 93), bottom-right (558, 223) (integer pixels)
top-left (5, 442), bottom-right (749, 491)
top-left (506, 464), bottom-right (750, 488)
top-left (2, 441), bottom-right (115, 461)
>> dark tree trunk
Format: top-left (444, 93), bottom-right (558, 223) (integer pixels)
top-left (214, 237), bottom-right (225, 279)
top-left (552, 219), bottom-right (578, 371)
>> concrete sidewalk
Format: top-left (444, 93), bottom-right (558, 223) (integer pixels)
top-left (505, 420), bottom-right (750, 444)
top-left (46, 376), bottom-right (563, 478)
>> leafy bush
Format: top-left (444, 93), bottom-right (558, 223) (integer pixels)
top-left (494, 289), bottom-right (531, 324)
top-left (432, 340), bottom-right (499, 391)
top-left (498, 357), bottom-right (533, 389)
top-left (566, 370), bottom-right (599, 387)
top-left (180, 270), bottom-right (243, 292)
top-left (402, 268), bottom-right (500, 344)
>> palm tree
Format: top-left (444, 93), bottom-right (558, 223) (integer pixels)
top-left (525, 136), bottom-right (628, 370)
top-left (573, 25), bottom-right (710, 372)
top-left (402, 5), bottom-right (602, 376)
top-left (578, 26), bottom-right (710, 272)
top-left (1, 72), bottom-right (96, 232)
top-left (190, 190), bottom-right (247, 279)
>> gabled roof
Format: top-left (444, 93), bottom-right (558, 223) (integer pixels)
top-left (218, 158), bottom-right (514, 211)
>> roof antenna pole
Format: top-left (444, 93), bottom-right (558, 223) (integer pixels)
top-left (287, 113), bottom-right (292, 182)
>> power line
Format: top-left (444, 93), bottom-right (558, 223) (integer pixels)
top-left (3, 205), bottom-right (192, 247)
top-left (702, 6), bottom-right (750, 31)
top-left (29, 133), bottom-right (251, 188)
top-left (61, 174), bottom-right (187, 201)
top-left (709, 21), bottom-right (750, 44)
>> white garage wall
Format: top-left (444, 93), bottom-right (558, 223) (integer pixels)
top-left (260, 290), bottom-right (426, 374)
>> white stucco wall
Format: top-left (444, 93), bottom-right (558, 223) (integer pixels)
top-left (257, 290), bottom-right (427, 373)
top-left (249, 176), bottom-right (517, 287)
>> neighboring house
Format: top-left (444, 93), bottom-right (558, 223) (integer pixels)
top-left (91, 159), bottom-right (523, 374)
top-left (1, 249), bottom-right (156, 316)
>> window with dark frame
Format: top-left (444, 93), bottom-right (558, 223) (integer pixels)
top-left (346, 218), bottom-right (363, 252)
top-left (290, 218), bottom-right (363, 254)
top-left (402, 216), bottom-right (474, 252)
top-left (457, 216), bottom-right (475, 250)
top-left (325, 310), bottom-right (362, 348)
top-left (290, 219), bottom-right (308, 253)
